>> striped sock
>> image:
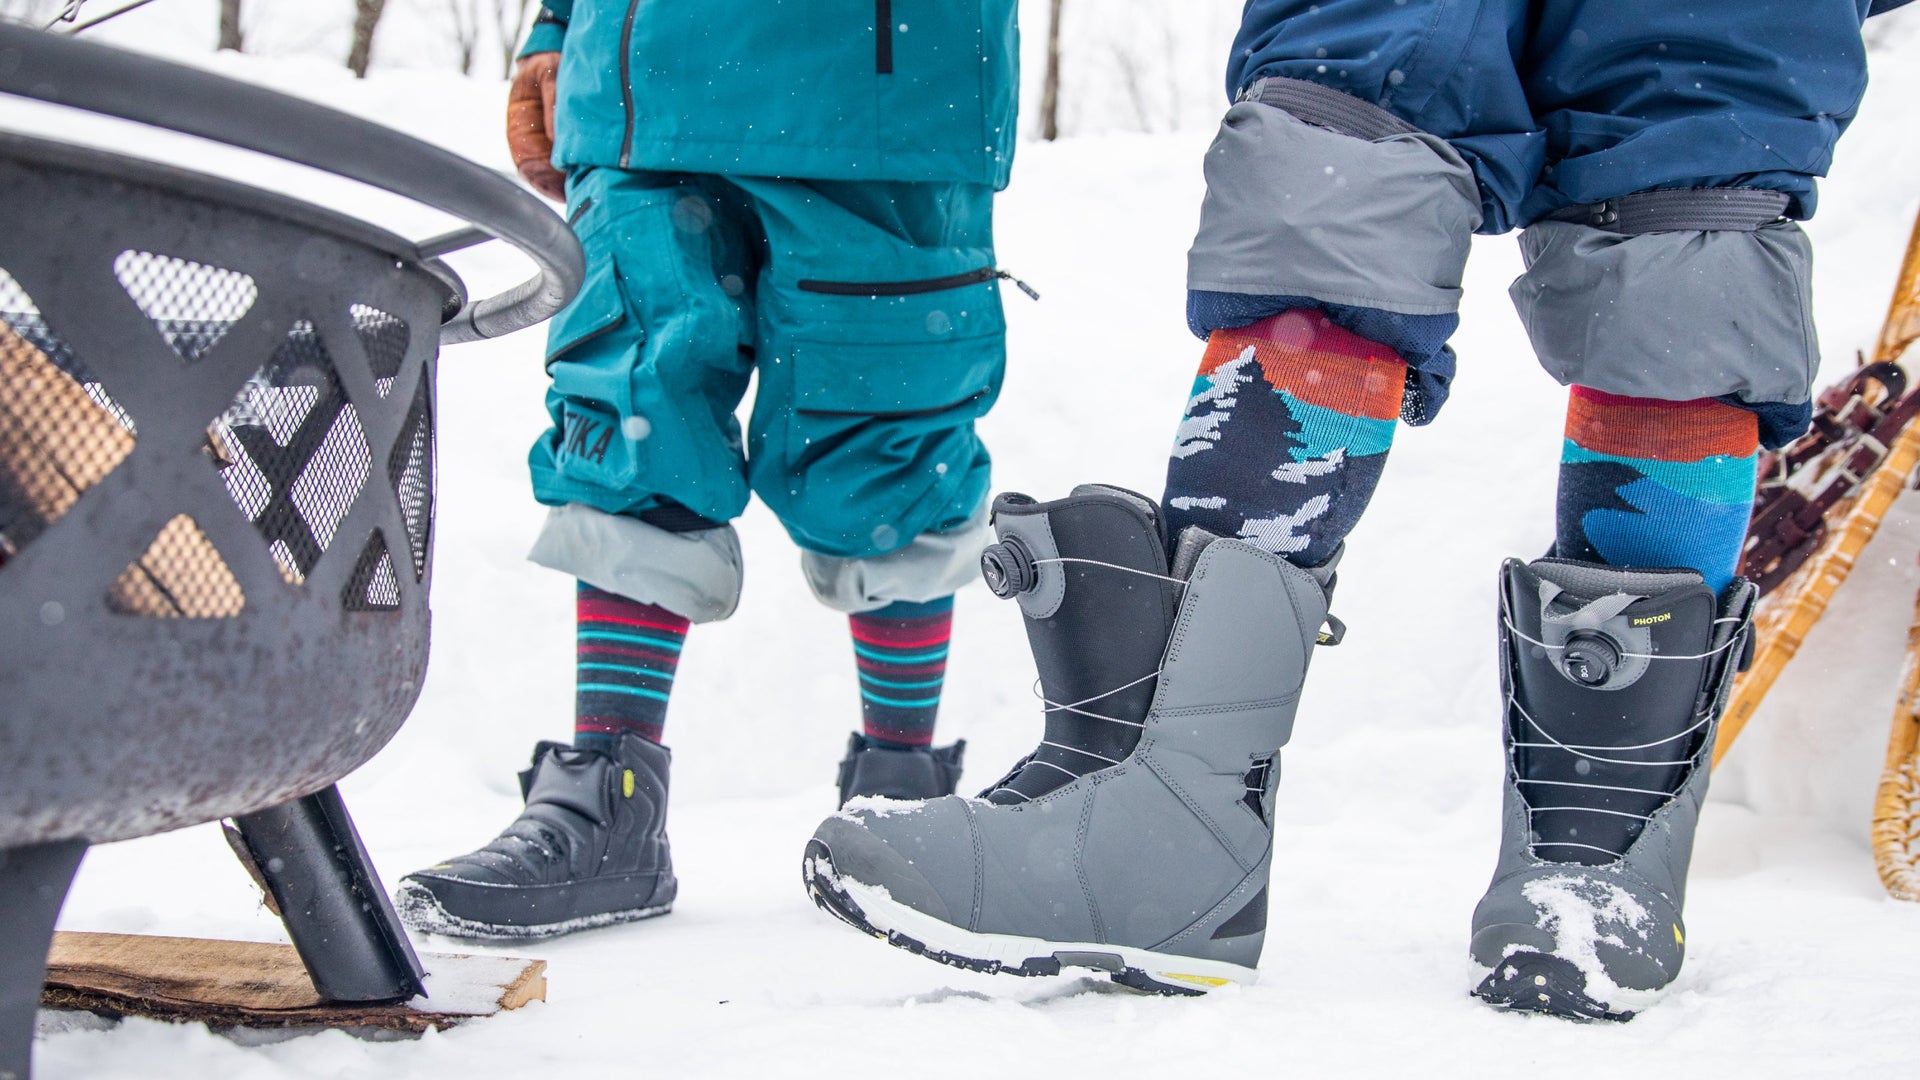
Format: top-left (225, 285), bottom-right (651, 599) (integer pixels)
top-left (574, 583), bottom-right (689, 748)
top-left (1163, 309), bottom-right (1407, 567)
top-left (1556, 387), bottom-right (1759, 593)
top-left (850, 597), bottom-right (953, 749)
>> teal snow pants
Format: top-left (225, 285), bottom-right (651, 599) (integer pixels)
top-left (526, 167), bottom-right (1006, 620)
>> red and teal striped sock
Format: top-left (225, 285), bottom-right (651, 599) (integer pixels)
top-left (850, 597), bottom-right (953, 749)
top-left (574, 582), bottom-right (689, 749)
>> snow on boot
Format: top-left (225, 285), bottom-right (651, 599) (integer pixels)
top-left (1471, 558), bottom-right (1755, 1021)
top-left (837, 734), bottom-right (966, 806)
top-left (803, 484), bottom-right (1336, 994)
top-left (396, 733), bottom-right (676, 940)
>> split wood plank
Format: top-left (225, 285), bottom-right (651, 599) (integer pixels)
top-left (41, 931), bottom-right (545, 1034)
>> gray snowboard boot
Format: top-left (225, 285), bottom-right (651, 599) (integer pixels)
top-left (1470, 558), bottom-right (1755, 1021)
top-left (803, 485), bottom-right (1337, 994)
top-left (396, 733), bottom-right (676, 940)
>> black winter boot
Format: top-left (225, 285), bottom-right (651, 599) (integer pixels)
top-left (836, 733), bottom-right (966, 806)
top-left (395, 733), bottom-right (675, 940)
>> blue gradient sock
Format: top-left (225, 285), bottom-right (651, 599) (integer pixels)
top-left (1555, 387), bottom-right (1759, 593)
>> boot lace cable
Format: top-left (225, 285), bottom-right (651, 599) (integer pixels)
top-left (1507, 695), bottom-right (1702, 857)
top-left (1499, 611), bottom-right (1746, 663)
top-left (1032, 556), bottom-right (1191, 588)
top-left (1508, 697), bottom-right (1704, 764)
top-left (1532, 840), bottom-right (1632, 859)
top-left (1032, 669), bottom-right (1159, 729)
top-left (990, 557), bottom-right (1184, 797)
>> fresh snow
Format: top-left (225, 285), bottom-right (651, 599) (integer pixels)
top-left (22, 5), bottom-right (1920, 1078)
top-left (1514, 874), bottom-right (1655, 1012)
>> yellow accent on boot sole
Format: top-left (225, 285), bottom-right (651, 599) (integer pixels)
top-left (1163, 973), bottom-right (1232, 988)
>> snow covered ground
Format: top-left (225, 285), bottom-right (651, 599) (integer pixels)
top-left (20, 8), bottom-right (1920, 1078)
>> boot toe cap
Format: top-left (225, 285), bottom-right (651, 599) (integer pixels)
top-left (1471, 866), bottom-right (1684, 999)
top-left (811, 801), bottom-right (979, 926)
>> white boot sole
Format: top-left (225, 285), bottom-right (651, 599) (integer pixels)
top-left (807, 848), bottom-right (1256, 995)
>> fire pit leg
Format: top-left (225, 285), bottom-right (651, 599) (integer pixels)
top-left (230, 787), bottom-right (426, 1003)
top-left (0, 839), bottom-right (85, 1080)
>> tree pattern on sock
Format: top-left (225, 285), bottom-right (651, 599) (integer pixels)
top-left (575, 583), bottom-right (688, 748)
top-left (1163, 310), bottom-right (1406, 566)
top-left (1555, 387), bottom-right (1758, 594)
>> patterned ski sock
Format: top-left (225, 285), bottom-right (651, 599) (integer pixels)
top-left (850, 597), bottom-right (953, 749)
top-left (1555, 387), bottom-right (1759, 593)
top-left (574, 583), bottom-right (689, 749)
top-left (1162, 309), bottom-right (1407, 567)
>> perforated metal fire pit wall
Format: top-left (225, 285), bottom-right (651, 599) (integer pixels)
top-left (0, 21), bottom-right (583, 1078)
top-left (0, 19), bottom-right (581, 849)
top-left (0, 133), bottom-right (453, 845)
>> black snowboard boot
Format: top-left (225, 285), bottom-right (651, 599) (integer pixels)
top-left (973, 485), bottom-right (1187, 803)
top-left (395, 733), bottom-right (676, 940)
top-left (1470, 557), bottom-right (1755, 1021)
top-left (836, 733), bottom-right (966, 806)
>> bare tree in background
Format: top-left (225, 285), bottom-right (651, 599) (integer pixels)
top-left (444, 0), bottom-right (480, 75)
top-left (218, 0), bottom-right (243, 52)
top-left (347, 0), bottom-right (387, 78)
top-left (1039, 0), bottom-right (1063, 141)
top-left (493, 0), bottom-right (536, 78)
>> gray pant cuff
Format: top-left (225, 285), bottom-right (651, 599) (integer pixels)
top-left (526, 503), bottom-right (743, 623)
top-left (1186, 94), bottom-right (1481, 316)
top-left (801, 506), bottom-right (991, 614)
top-left (1510, 220), bottom-right (1818, 405)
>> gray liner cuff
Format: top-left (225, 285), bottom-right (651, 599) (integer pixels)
top-left (1187, 91), bottom-right (1481, 316)
top-left (1510, 220), bottom-right (1818, 405)
top-left (527, 502), bottom-right (743, 623)
top-left (801, 506), bottom-right (991, 614)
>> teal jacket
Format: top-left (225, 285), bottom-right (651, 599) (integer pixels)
top-left (524, 1), bottom-right (1019, 189)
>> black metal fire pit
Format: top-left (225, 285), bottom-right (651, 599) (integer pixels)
top-left (0, 21), bottom-right (582, 1078)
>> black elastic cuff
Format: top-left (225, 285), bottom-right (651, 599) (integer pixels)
top-left (637, 499), bottom-right (724, 534)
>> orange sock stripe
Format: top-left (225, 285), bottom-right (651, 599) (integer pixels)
top-left (1199, 312), bottom-right (1406, 421)
top-left (1566, 387), bottom-right (1759, 461)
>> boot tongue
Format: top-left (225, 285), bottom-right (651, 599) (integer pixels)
top-left (525, 746), bottom-right (614, 826)
top-left (985, 490), bottom-right (1180, 803)
top-left (1070, 483), bottom-right (1162, 532)
top-left (1505, 558), bottom-right (1720, 866)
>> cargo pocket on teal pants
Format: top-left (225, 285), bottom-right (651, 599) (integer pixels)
top-left (753, 270), bottom-right (1006, 559)
top-left (529, 253), bottom-right (646, 507)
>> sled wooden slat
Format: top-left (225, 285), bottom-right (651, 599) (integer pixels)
top-left (1716, 204), bottom-right (1920, 771)
top-left (1714, 421), bottom-right (1920, 765)
top-left (40, 932), bottom-right (545, 1034)
top-left (1875, 206), bottom-right (1920, 370)
top-left (1875, 587), bottom-right (1920, 902)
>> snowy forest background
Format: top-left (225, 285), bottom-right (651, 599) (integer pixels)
top-left (1, 0), bottom-right (1313, 135)
top-left (6, 1), bottom-right (1914, 135)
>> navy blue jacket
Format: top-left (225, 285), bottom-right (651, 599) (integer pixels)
top-left (1229, 1), bottom-right (1884, 231)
